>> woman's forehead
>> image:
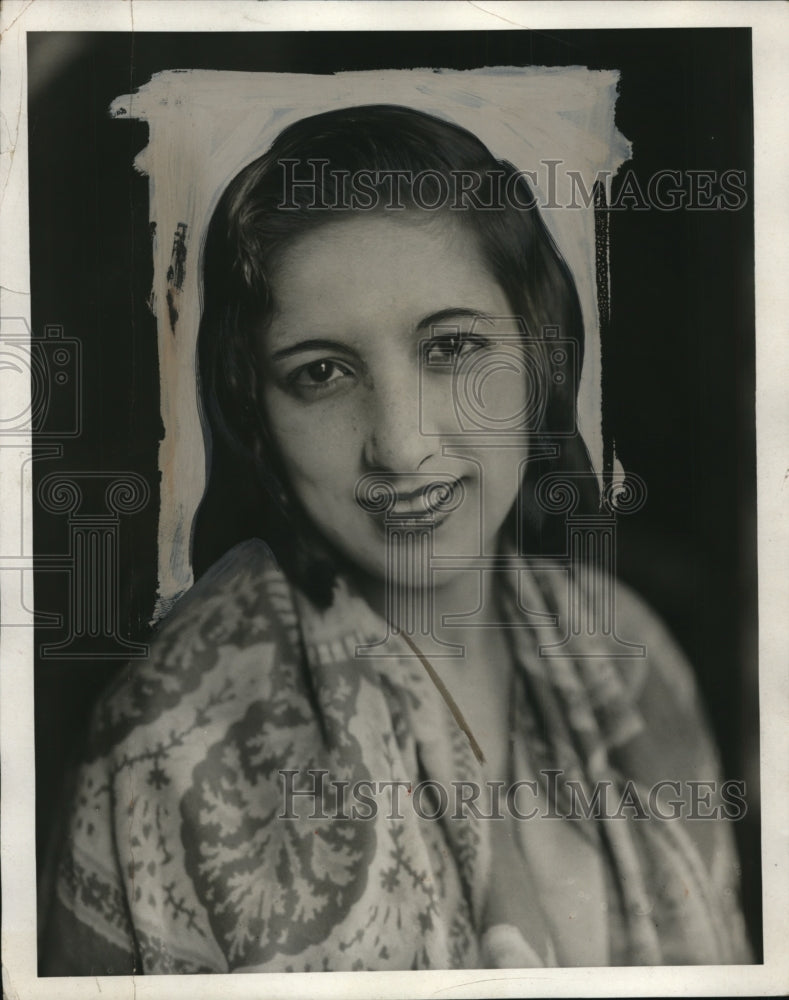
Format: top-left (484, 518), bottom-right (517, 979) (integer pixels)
top-left (265, 212), bottom-right (509, 336)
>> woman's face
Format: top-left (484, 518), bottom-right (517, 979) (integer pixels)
top-left (260, 212), bottom-right (531, 584)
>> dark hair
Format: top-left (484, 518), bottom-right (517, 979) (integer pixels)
top-left (194, 104), bottom-right (598, 606)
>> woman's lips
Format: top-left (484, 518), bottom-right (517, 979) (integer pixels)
top-left (366, 476), bottom-right (466, 525)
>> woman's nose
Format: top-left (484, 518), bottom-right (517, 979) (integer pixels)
top-left (362, 363), bottom-right (444, 473)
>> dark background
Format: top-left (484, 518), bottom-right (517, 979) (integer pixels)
top-left (29, 29), bottom-right (759, 954)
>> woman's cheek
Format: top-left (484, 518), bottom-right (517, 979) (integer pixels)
top-left (269, 402), bottom-right (336, 470)
top-left (279, 419), bottom-right (361, 512)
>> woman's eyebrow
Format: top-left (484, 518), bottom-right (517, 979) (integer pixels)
top-left (268, 338), bottom-right (353, 362)
top-left (416, 307), bottom-right (497, 331)
top-left (268, 311), bottom-right (498, 361)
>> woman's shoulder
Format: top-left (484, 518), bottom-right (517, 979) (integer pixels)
top-left (526, 559), bottom-right (717, 770)
top-left (583, 571), bottom-right (723, 789)
top-left (86, 538), bottom-right (302, 761)
top-left (48, 541), bottom-right (322, 975)
top-left (527, 560), bottom-right (693, 695)
top-left (608, 578), bottom-right (711, 739)
top-left (608, 574), bottom-right (699, 705)
top-left (155, 537), bottom-right (292, 638)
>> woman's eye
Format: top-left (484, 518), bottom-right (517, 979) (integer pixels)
top-left (289, 359), bottom-right (353, 395)
top-left (424, 335), bottom-right (489, 366)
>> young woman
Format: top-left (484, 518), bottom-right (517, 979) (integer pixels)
top-left (41, 106), bottom-right (751, 973)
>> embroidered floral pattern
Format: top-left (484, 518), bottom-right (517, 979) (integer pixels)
top-left (181, 690), bottom-right (377, 966)
top-left (46, 540), bottom-right (752, 974)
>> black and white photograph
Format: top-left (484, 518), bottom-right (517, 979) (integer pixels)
top-left (1, 2), bottom-right (787, 997)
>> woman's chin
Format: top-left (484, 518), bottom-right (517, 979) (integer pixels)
top-left (330, 513), bottom-right (502, 591)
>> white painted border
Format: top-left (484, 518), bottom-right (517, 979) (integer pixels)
top-left (112, 65), bottom-right (629, 613)
top-left (1, 3), bottom-right (787, 998)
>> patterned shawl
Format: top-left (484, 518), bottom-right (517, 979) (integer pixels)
top-left (42, 539), bottom-right (751, 974)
